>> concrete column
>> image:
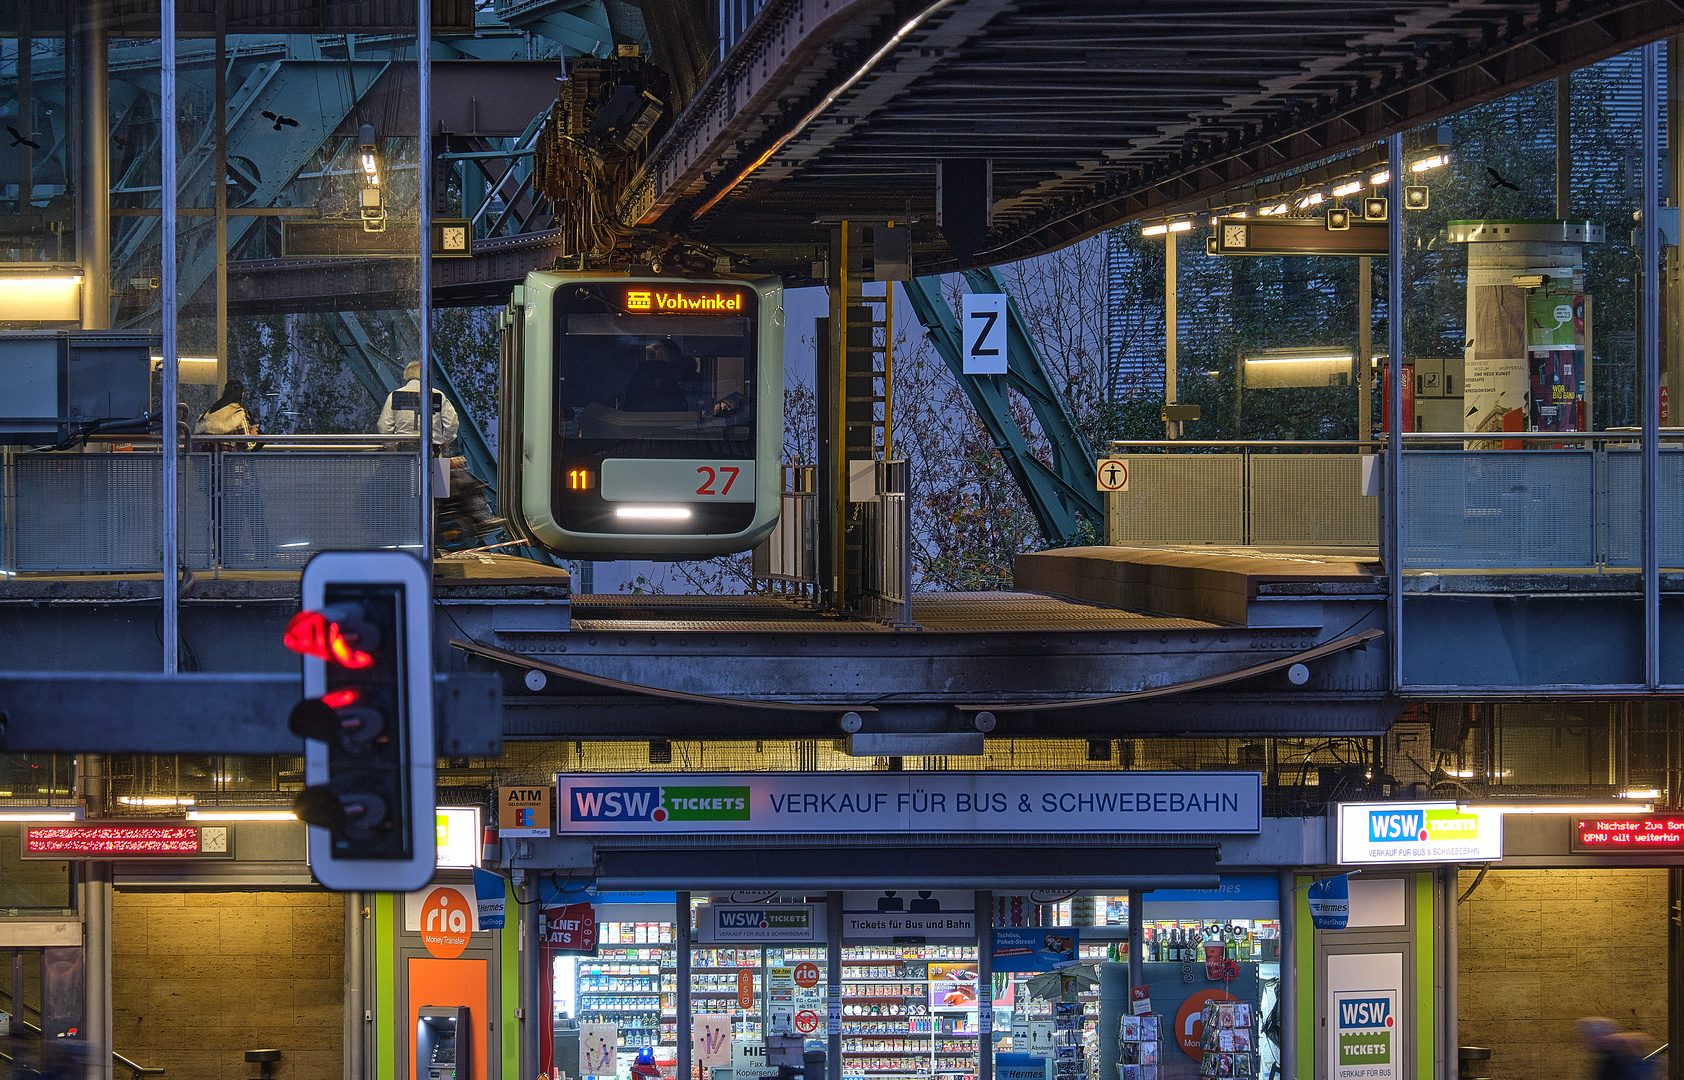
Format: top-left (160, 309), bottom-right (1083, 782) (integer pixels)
top-left (677, 892), bottom-right (692, 1080)
top-left (1277, 871), bottom-right (1296, 1080)
top-left (524, 875), bottom-right (543, 1080)
top-left (1164, 234), bottom-right (1177, 438)
top-left (1441, 869), bottom-right (1458, 1075)
top-left (79, 754), bottom-right (111, 1080)
top-left (1448, 221), bottom-right (1593, 438)
top-left (346, 893), bottom-right (367, 1080)
top-left (976, 891), bottom-right (992, 1080)
top-left (827, 892), bottom-right (841, 1080)
top-left (74, 0), bottom-right (108, 329)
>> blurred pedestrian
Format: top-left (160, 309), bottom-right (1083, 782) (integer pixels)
top-left (1578, 1018), bottom-right (1654, 1080)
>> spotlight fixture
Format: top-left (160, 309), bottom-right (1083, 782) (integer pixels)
top-left (1410, 153), bottom-right (1449, 173)
top-left (1325, 207), bottom-right (1351, 231)
top-left (1141, 223), bottom-right (1168, 236)
top-left (1296, 191), bottom-right (1325, 210)
top-left (1404, 185), bottom-right (1430, 210)
top-left (1332, 180), bottom-right (1363, 198)
top-left (1364, 197), bottom-right (1388, 221)
top-left (1167, 220), bottom-right (1193, 233)
top-left (1369, 170), bottom-right (1390, 186)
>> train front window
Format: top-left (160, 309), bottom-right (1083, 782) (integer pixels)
top-left (555, 304), bottom-right (756, 457)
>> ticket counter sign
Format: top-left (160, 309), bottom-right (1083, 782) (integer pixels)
top-left (557, 772), bottom-right (1261, 834)
top-left (499, 785), bottom-right (553, 837)
top-left (697, 903), bottom-right (827, 943)
top-left (1332, 990), bottom-right (1397, 1080)
top-left (1336, 801), bottom-right (1502, 865)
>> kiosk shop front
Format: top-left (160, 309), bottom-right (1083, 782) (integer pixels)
top-left (533, 771), bottom-right (1303, 1080)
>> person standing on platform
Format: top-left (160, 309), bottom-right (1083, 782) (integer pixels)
top-left (378, 362), bottom-right (459, 448)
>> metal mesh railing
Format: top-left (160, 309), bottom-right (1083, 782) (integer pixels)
top-left (1399, 449), bottom-right (1598, 568)
top-left (752, 465), bottom-right (818, 597)
top-left (1104, 443), bottom-right (1373, 548)
top-left (217, 452), bottom-right (420, 570)
top-left (862, 459), bottom-right (913, 626)
top-left (11, 453), bottom-right (214, 572)
top-left (3, 445), bottom-right (422, 573)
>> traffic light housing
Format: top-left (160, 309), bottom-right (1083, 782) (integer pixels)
top-left (285, 551), bottom-right (435, 891)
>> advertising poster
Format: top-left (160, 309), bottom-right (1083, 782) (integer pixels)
top-left (929, 962), bottom-right (979, 1010)
top-left (992, 928), bottom-right (1079, 972)
top-left (1326, 953), bottom-right (1402, 1080)
top-left (579, 1024), bottom-right (618, 1076)
top-left (541, 903), bottom-right (597, 951)
top-left (698, 903), bottom-right (826, 944)
top-left (1528, 350), bottom-right (1585, 432)
top-left (694, 1015), bottom-right (733, 1067)
top-left (1462, 356), bottom-right (1529, 442)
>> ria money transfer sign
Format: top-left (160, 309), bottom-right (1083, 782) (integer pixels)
top-left (1336, 800), bottom-right (1503, 865)
top-left (556, 772), bottom-right (1261, 834)
top-left (1331, 989), bottom-right (1398, 1080)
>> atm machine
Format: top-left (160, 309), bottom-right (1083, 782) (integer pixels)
top-left (418, 1006), bottom-right (471, 1080)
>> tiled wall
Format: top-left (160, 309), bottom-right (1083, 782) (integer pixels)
top-left (1457, 868), bottom-right (1666, 1080)
top-left (112, 890), bottom-right (345, 1080)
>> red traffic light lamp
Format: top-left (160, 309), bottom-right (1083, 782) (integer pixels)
top-left (285, 551), bottom-right (435, 893)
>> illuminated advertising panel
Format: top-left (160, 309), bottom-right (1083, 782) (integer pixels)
top-left (1335, 801), bottom-right (1503, 865)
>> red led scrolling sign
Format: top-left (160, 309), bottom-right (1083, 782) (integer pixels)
top-left (21, 824), bottom-right (231, 859)
top-left (1571, 815), bottom-right (1684, 852)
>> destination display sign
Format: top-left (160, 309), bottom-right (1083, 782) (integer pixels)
top-left (555, 772), bottom-right (1262, 835)
top-left (22, 824), bottom-right (229, 859)
top-left (620, 286), bottom-right (751, 315)
top-left (1571, 815), bottom-right (1684, 852)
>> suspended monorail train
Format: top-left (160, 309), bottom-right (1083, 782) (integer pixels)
top-left (498, 271), bottom-right (785, 557)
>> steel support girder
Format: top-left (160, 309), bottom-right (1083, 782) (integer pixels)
top-left (0, 672), bottom-right (502, 756)
top-left (498, 693), bottom-right (1402, 738)
top-left (903, 274), bottom-right (1095, 544)
top-left (962, 267), bottom-right (1101, 525)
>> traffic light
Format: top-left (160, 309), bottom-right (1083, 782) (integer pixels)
top-left (284, 551), bottom-right (435, 891)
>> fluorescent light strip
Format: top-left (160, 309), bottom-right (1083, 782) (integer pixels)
top-left (1369, 170), bottom-right (1390, 186)
top-left (614, 506), bottom-right (693, 521)
top-left (1140, 224), bottom-right (1168, 236)
top-left (1460, 800), bottom-right (1654, 815)
top-left (1332, 181), bottom-right (1362, 197)
top-left (1244, 354), bottom-right (1353, 365)
top-left (185, 809), bottom-right (297, 822)
top-left (0, 809), bottom-right (80, 822)
top-left (120, 795), bottom-right (196, 807)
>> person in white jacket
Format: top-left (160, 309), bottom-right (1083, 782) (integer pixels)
top-left (377, 362), bottom-right (459, 448)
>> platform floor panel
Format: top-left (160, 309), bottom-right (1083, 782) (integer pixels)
top-left (568, 591), bottom-right (1219, 632)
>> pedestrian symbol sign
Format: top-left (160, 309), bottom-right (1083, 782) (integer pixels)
top-left (1097, 458), bottom-right (1129, 492)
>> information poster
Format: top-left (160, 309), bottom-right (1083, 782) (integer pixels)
top-left (1326, 953), bottom-right (1402, 1080)
top-left (580, 1024), bottom-right (618, 1077)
